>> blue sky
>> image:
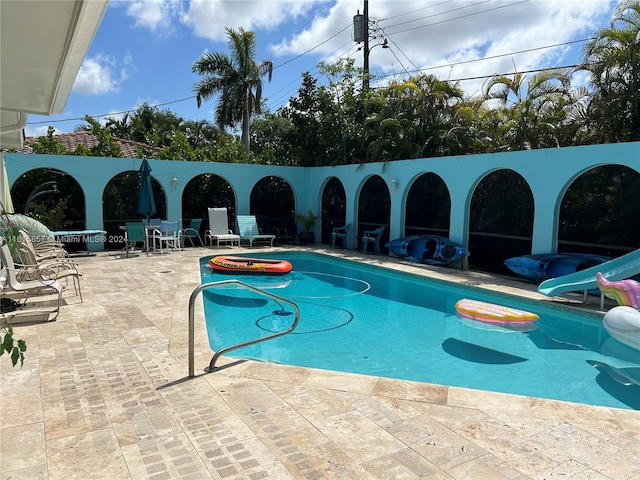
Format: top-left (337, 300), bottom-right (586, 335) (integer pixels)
top-left (25, 0), bottom-right (618, 137)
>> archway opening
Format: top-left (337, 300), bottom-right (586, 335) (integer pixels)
top-left (182, 174), bottom-right (235, 234)
top-left (250, 176), bottom-right (295, 235)
top-left (321, 177), bottom-right (346, 244)
top-left (102, 171), bottom-right (166, 250)
top-left (357, 175), bottom-right (391, 252)
top-left (559, 165), bottom-right (640, 257)
top-left (405, 172), bottom-right (450, 237)
top-left (469, 169), bottom-right (533, 273)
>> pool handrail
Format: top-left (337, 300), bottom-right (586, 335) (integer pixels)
top-left (188, 279), bottom-right (300, 376)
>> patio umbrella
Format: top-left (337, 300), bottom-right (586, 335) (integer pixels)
top-left (137, 159), bottom-right (156, 255)
top-left (137, 158), bottom-right (156, 223)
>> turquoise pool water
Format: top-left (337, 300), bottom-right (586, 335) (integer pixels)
top-left (200, 252), bottom-right (640, 410)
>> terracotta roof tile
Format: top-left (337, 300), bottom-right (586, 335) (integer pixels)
top-left (4, 131), bottom-right (158, 158)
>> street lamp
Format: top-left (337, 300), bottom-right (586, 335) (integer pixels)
top-left (24, 181), bottom-right (58, 215)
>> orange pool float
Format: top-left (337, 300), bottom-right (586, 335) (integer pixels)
top-left (208, 256), bottom-right (292, 275)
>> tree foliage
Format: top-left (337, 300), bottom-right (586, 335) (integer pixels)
top-left (581, 0), bottom-right (640, 142)
top-left (192, 27), bottom-right (273, 153)
top-left (0, 323), bottom-right (27, 367)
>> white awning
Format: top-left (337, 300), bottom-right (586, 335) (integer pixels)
top-left (0, 0), bottom-right (108, 148)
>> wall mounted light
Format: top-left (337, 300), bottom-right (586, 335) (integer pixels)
top-left (171, 176), bottom-right (178, 191)
top-left (391, 178), bottom-right (399, 192)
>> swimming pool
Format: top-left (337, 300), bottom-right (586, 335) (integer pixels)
top-left (199, 252), bottom-right (640, 410)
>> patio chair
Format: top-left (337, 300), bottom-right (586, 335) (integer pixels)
top-left (142, 218), bottom-right (161, 247)
top-left (125, 222), bottom-right (148, 257)
top-left (205, 208), bottom-right (240, 247)
top-left (182, 218), bottom-right (204, 248)
top-left (0, 242), bottom-right (63, 320)
top-left (275, 214), bottom-right (297, 245)
top-left (236, 215), bottom-right (275, 248)
top-left (330, 224), bottom-right (351, 249)
top-left (256, 215), bottom-right (276, 235)
top-left (361, 226), bottom-right (385, 255)
top-left (150, 220), bottom-right (181, 254)
top-left (142, 218), bottom-right (162, 229)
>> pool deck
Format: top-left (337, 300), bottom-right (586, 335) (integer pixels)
top-left (2, 245), bottom-right (639, 479)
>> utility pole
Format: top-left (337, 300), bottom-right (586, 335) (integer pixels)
top-left (363, 0), bottom-right (369, 91)
top-left (354, 0), bottom-right (387, 92)
top-left (353, 0), bottom-right (370, 91)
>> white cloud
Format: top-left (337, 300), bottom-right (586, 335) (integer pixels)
top-left (24, 125), bottom-right (63, 137)
top-left (73, 54), bottom-right (131, 95)
top-left (125, 0), bottom-right (184, 35)
top-left (183, 0), bottom-right (323, 41)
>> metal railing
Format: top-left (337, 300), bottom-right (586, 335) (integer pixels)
top-left (188, 279), bottom-right (300, 377)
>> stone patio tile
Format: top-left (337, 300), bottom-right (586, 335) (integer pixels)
top-left (310, 409), bottom-right (406, 464)
top-left (46, 429), bottom-right (129, 480)
top-left (0, 422), bottom-right (46, 473)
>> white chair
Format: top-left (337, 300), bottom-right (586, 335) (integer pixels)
top-left (151, 220), bottom-right (181, 254)
top-left (205, 208), bottom-right (240, 247)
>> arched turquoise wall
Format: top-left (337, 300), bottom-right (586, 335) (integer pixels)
top-left (4, 142), bottom-right (639, 253)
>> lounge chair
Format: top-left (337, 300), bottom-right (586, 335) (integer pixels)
top-left (331, 224), bottom-right (351, 249)
top-left (0, 242), bottom-right (64, 320)
top-left (205, 208), bottom-right (240, 247)
top-left (236, 215), bottom-right (275, 247)
top-left (361, 226), bottom-right (385, 254)
top-left (16, 234), bottom-right (82, 300)
top-left (18, 229), bottom-right (68, 261)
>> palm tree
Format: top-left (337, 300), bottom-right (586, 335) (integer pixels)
top-left (581, 0), bottom-right (640, 142)
top-left (192, 27), bottom-right (273, 153)
top-left (482, 69), bottom-right (573, 150)
top-left (365, 75), bottom-right (465, 160)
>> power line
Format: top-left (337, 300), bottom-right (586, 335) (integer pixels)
top-left (395, 37), bottom-right (593, 77)
top-left (384, 0), bottom-right (529, 36)
top-left (383, 0), bottom-right (493, 30)
top-left (27, 96), bottom-right (195, 125)
top-left (272, 23), bottom-right (352, 71)
top-left (266, 1), bottom-right (334, 62)
top-left (376, 63), bottom-right (585, 88)
top-left (379, 0), bottom-right (456, 22)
